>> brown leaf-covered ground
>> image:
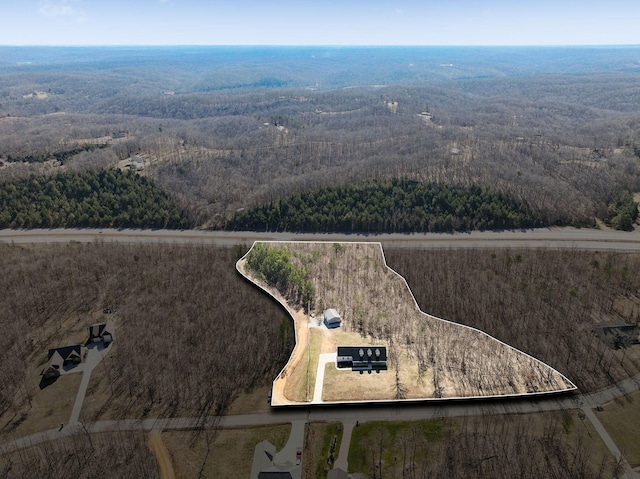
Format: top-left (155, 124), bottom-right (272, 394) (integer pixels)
top-left (242, 242), bottom-right (575, 403)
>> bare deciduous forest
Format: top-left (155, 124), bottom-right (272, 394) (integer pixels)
top-left (1, 46), bottom-right (639, 229)
top-left (0, 430), bottom-right (158, 479)
top-left (0, 243), bottom-right (638, 477)
top-left (0, 242), bottom-right (292, 438)
top-left (385, 248), bottom-right (640, 392)
top-left (243, 242), bottom-right (575, 402)
top-left (1, 45), bottom-right (640, 477)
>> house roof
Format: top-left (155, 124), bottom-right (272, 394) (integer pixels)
top-left (41, 350), bottom-right (66, 376)
top-left (337, 346), bottom-right (387, 362)
top-left (88, 320), bottom-right (114, 339)
top-left (257, 473), bottom-right (293, 479)
top-left (47, 344), bottom-right (83, 361)
top-left (324, 308), bottom-right (340, 320)
top-left (328, 468), bottom-right (348, 479)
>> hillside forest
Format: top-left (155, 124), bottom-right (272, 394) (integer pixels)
top-left (0, 46), bottom-right (639, 231)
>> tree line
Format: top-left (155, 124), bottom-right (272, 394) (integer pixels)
top-left (607, 190), bottom-right (640, 231)
top-left (227, 179), bottom-right (549, 233)
top-left (0, 168), bottom-right (191, 229)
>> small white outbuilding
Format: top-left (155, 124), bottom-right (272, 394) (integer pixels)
top-left (324, 308), bottom-right (341, 328)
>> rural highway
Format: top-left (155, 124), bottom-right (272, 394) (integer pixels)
top-left (2, 226), bottom-right (640, 476)
top-left (2, 226), bottom-right (640, 251)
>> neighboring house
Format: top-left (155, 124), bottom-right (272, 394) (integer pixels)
top-left (87, 320), bottom-right (114, 345)
top-left (594, 319), bottom-right (640, 349)
top-left (41, 345), bottom-right (85, 379)
top-left (324, 308), bottom-right (341, 328)
top-left (258, 473), bottom-right (294, 479)
top-left (111, 130), bottom-right (127, 139)
top-left (327, 468), bottom-right (348, 479)
top-left (337, 345), bottom-right (388, 373)
top-left (250, 440), bottom-right (296, 479)
top-left (129, 155), bottom-right (144, 171)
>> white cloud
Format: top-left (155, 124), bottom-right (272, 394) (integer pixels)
top-left (38, 0), bottom-right (87, 23)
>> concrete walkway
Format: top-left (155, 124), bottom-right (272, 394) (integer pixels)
top-left (582, 406), bottom-right (640, 479)
top-left (313, 353), bottom-right (336, 403)
top-left (68, 342), bottom-right (113, 426)
top-left (333, 420), bottom-right (355, 472)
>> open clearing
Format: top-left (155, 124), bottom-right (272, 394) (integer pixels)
top-left (0, 373), bottom-right (81, 439)
top-left (239, 241), bottom-right (576, 405)
top-left (164, 425), bottom-right (290, 479)
top-left (595, 390), bottom-right (640, 467)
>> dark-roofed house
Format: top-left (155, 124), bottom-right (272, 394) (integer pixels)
top-left (250, 440), bottom-right (296, 479)
top-left (337, 346), bottom-right (387, 373)
top-left (41, 345), bottom-right (86, 379)
top-left (87, 320), bottom-right (114, 345)
top-left (327, 468), bottom-right (348, 479)
top-left (258, 473), bottom-right (293, 479)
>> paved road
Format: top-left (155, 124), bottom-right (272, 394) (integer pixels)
top-left (334, 420), bottom-right (355, 472)
top-left (2, 227), bottom-right (640, 251)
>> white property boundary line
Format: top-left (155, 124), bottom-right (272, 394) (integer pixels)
top-left (237, 241), bottom-right (577, 407)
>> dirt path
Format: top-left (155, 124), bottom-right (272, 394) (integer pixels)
top-left (272, 308), bottom-right (309, 405)
top-left (148, 432), bottom-right (175, 479)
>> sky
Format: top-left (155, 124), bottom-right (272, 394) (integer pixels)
top-left (1, 0), bottom-right (639, 46)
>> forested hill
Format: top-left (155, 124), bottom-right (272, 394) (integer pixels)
top-left (226, 180), bottom-right (550, 233)
top-left (0, 169), bottom-right (191, 229)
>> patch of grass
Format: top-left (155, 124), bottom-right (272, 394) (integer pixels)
top-left (596, 391), bottom-right (640, 467)
top-left (0, 370), bottom-right (81, 440)
top-left (285, 326), bottom-right (322, 402)
top-left (227, 385), bottom-right (272, 415)
top-left (347, 412), bottom-right (612, 477)
top-left (322, 362), bottom-right (395, 402)
top-left (165, 424), bottom-right (291, 479)
top-left (308, 422), bottom-right (344, 479)
top-left (348, 419), bottom-right (446, 474)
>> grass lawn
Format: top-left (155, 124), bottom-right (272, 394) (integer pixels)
top-left (347, 411), bottom-right (613, 477)
top-left (305, 422), bottom-right (344, 479)
top-left (227, 384), bottom-right (272, 415)
top-left (165, 424), bottom-right (291, 479)
top-left (595, 390), bottom-right (640, 467)
top-left (285, 327), bottom-right (322, 402)
top-left (0, 369), bottom-right (81, 440)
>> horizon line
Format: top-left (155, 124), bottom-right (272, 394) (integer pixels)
top-left (1, 43), bottom-right (639, 48)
